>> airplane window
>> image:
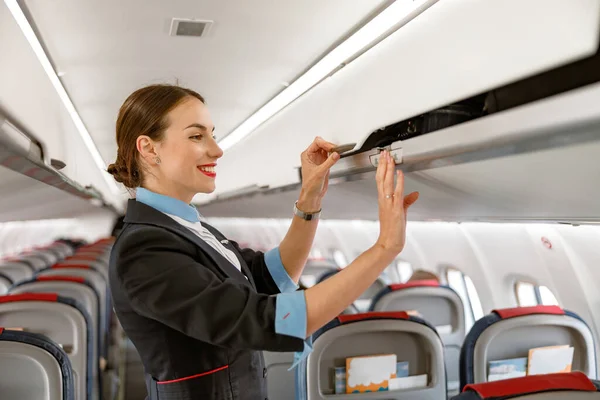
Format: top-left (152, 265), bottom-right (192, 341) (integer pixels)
top-left (396, 261), bottom-right (413, 283)
top-left (515, 281), bottom-right (539, 307)
top-left (464, 275), bottom-right (484, 321)
top-left (332, 250), bottom-right (348, 268)
top-left (446, 268), bottom-right (483, 331)
top-left (516, 282), bottom-right (560, 306)
top-left (538, 285), bottom-right (559, 306)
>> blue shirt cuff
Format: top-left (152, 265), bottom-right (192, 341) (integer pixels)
top-left (265, 247), bottom-right (299, 293)
top-left (275, 291), bottom-right (307, 339)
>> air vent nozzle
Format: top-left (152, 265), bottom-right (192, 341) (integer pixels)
top-left (170, 18), bottom-right (213, 37)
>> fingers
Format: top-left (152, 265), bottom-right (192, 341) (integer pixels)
top-left (318, 151), bottom-right (340, 172)
top-left (383, 151), bottom-right (394, 198)
top-left (394, 169), bottom-right (405, 203)
top-left (376, 151), bottom-right (388, 195)
top-left (404, 192), bottom-right (420, 209)
top-left (307, 136), bottom-right (336, 154)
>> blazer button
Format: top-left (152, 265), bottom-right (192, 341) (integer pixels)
top-left (263, 367), bottom-right (267, 378)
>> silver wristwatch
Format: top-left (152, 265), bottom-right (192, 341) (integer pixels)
top-left (293, 201), bottom-right (321, 221)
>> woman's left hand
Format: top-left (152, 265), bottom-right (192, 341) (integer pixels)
top-left (298, 136), bottom-right (340, 210)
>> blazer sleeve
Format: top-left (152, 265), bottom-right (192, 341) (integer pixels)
top-left (229, 240), bottom-right (299, 295)
top-left (114, 226), bottom-right (304, 352)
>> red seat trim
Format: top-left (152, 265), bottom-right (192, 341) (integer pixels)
top-left (338, 311), bottom-right (409, 324)
top-left (463, 372), bottom-right (596, 398)
top-left (494, 305), bottom-right (565, 319)
top-left (36, 276), bottom-right (86, 284)
top-left (389, 280), bottom-right (439, 291)
top-left (52, 263), bottom-right (91, 269)
top-left (157, 365), bottom-right (229, 384)
top-left (67, 255), bottom-right (99, 261)
top-left (0, 293), bottom-right (59, 303)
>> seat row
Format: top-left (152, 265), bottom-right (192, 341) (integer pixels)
top-left (266, 274), bottom-right (598, 399)
top-left (285, 305), bottom-right (598, 399)
top-left (0, 238), bottom-right (116, 400)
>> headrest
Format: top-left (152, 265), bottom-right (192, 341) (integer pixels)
top-left (462, 372), bottom-right (597, 398)
top-left (337, 311), bottom-right (410, 324)
top-left (315, 311), bottom-right (437, 342)
top-left (389, 280), bottom-right (440, 290)
top-left (0, 293), bottom-right (59, 303)
top-left (493, 306), bottom-right (565, 319)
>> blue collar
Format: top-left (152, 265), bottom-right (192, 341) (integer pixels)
top-left (135, 187), bottom-right (201, 223)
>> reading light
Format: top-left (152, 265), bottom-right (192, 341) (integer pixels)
top-left (218, 0), bottom-right (437, 151)
top-left (4, 0), bottom-right (122, 197)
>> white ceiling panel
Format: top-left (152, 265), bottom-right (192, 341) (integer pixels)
top-left (22, 0), bottom-right (388, 163)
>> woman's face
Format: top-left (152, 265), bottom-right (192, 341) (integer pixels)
top-left (146, 96), bottom-right (223, 202)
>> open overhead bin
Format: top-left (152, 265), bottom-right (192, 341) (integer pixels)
top-left (0, 112), bottom-right (119, 221)
top-left (201, 78), bottom-right (600, 222)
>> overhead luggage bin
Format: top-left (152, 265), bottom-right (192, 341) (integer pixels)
top-left (0, 327), bottom-right (75, 400)
top-left (204, 0), bottom-right (600, 202)
top-left (200, 81), bottom-right (600, 222)
top-left (0, 113), bottom-right (119, 222)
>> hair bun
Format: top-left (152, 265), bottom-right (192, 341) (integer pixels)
top-left (107, 161), bottom-right (131, 186)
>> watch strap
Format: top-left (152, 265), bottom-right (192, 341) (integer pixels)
top-left (293, 201), bottom-right (321, 221)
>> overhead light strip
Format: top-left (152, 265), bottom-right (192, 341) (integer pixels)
top-left (218, 0), bottom-right (437, 151)
top-left (4, 0), bottom-right (122, 197)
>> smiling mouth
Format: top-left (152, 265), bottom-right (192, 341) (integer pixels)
top-left (198, 165), bottom-right (216, 178)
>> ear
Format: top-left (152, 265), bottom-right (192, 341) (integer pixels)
top-left (136, 135), bottom-right (158, 163)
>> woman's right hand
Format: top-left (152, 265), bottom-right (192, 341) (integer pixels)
top-left (375, 150), bottom-right (419, 256)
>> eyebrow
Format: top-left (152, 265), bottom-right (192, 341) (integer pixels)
top-left (185, 123), bottom-right (216, 132)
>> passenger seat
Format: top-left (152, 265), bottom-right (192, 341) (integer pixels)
top-left (460, 306), bottom-right (597, 390)
top-left (0, 293), bottom-right (93, 400)
top-left (370, 279), bottom-right (465, 395)
top-left (0, 327), bottom-right (75, 400)
top-left (295, 311), bottom-right (447, 399)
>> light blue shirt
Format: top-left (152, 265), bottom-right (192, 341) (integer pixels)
top-left (135, 188), bottom-right (311, 368)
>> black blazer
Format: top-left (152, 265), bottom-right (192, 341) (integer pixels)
top-left (109, 200), bottom-right (304, 400)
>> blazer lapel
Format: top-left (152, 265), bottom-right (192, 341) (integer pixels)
top-left (201, 222), bottom-right (257, 289)
top-left (124, 200), bottom-right (252, 288)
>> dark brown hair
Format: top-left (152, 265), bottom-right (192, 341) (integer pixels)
top-left (107, 84), bottom-right (205, 188)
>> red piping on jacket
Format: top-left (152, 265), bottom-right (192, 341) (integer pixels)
top-left (157, 365), bottom-right (229, 385)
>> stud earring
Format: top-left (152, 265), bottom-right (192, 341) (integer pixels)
top-left (155, 157), bottom-right (161, 165)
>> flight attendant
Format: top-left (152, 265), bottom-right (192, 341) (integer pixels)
top-left (107, 84), bottom-right (419, 400)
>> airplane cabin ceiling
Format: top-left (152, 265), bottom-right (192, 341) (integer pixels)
top-left (20, 0), bottom-right (389, 164)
